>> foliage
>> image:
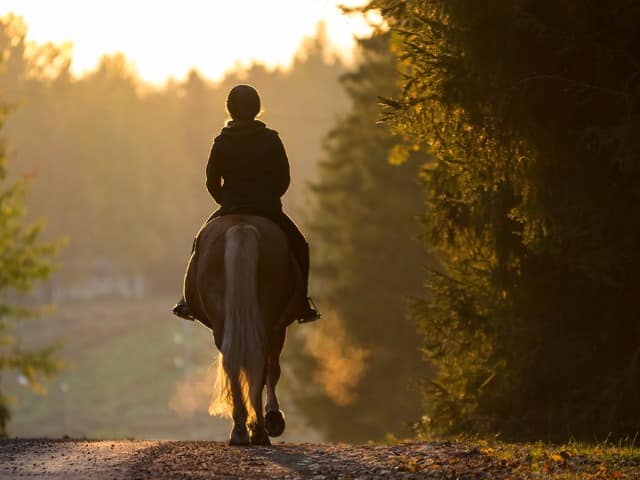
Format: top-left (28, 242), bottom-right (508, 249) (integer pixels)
top-left (393, 438), bottom-right (640, 479)
top-left (288, 33), bottom-right (433, 442)
top-left (370, 0), bottom-right (640, 439)
top-left (0, 97), bottom-right (62, 436)
top-left (390, 438), bottom-right (640, 480)
top-left (468, 438), bottom-right (640, 480)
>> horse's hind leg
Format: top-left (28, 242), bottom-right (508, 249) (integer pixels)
top-left (248, 359), bottom-right (270, 446)
top-left (265, 329), bottom-right (286, 437)
top-left (225, 360), bottom-right (250, 446)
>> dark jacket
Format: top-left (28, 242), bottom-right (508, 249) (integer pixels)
top-left (206, 120), bottom-right (290, 214)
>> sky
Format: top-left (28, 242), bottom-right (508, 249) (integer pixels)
top-left (0, 0), bottom-right (378, 84)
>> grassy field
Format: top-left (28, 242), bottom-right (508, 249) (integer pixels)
top-left (6, 295), bottom-right (321, 442)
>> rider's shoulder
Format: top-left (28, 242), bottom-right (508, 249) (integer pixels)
top-left (211, 134), bottom-right (231, 152)
top-left (264, 128), bottom-right (284, 145)
top-left (263, 127), bottom-right (281, 140)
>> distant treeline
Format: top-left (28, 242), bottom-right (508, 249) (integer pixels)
top-left (0, 14), bottom-right (346, 292)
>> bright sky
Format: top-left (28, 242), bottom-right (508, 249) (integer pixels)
top-left (0, 0), bottom-right (378, 84)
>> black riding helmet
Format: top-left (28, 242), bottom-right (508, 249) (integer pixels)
top-left (226, 84), bottom-right (261, 121)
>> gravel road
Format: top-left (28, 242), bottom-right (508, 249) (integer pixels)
top-left (4, 438), bottom-right (635, 479)
top-left (0, 439), bottom-right (498, 479)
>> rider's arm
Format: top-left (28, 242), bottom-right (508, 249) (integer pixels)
top-left (206, 141), bottom-right (224, 204)
top-left (272, 134), bottom-right (291, 198)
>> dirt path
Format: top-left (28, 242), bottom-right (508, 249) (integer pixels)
top-left (2, 439), bottom-right (639, 479)
top-left (0, 439), bottom-right (484, 479)
top-left (0, 439), bottom-right (157, 479)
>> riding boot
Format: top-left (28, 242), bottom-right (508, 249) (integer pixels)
top-left (293, 241), bottom-right (321, 323)
top-left (171, 213), bottom-right (220, 321)
top-left (172, 297), bottom-right (195, 321)
top-left (299, 296), bottom-right (321, 323)
top-left (268, 212), bottom-right (321, 323)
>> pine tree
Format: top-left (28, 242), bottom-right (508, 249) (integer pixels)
top-left (371, 0), bottom-right (640, 439)
top-left (0, 92), bottom-right (61, 437)
top-left (289, 33), bottom-right (432, 442)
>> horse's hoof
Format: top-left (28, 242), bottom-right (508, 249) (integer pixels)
top-left (228, 426), bottom-right (250, 446)
top-left (265, 410), bottom-right (286, 437)
top-left (250, 429), bottom-right (272, 446)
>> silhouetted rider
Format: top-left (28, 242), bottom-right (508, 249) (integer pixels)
top-left (173, 84), bottom-right (321, 323)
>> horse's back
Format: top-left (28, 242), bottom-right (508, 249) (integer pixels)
top-left (184, 215), bottom-right (301, 344)
top-left (198, 215), bottom-right (290, 274)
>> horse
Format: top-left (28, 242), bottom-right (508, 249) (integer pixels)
top-left (183, 214), bottom-right (304, 445)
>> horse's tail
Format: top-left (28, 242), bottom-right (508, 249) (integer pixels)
top-left (209, 225), bottom-right (266, 423)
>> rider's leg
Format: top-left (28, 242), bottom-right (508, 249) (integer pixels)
top-left (173, 209), bottom-right (225, 320)
top-left (270, 213), bottom-right (320, 322)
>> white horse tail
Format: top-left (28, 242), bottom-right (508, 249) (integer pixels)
top-left (209, 225), bottom-right (266, 423)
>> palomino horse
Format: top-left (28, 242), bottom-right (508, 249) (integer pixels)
top-left (183, 215), bottom-right (303, 445)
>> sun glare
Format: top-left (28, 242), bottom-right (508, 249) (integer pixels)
top-left (0, 0), bottom-right (379, 84)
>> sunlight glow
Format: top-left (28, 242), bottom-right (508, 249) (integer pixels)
top-left (0, 0), bottom-right (379, 84)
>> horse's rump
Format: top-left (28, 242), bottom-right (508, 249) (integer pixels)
top-left (183, 214), bottom-right (302, 346)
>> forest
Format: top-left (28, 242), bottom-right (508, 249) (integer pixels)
top-left (2, 0), bottom-right (640, 445)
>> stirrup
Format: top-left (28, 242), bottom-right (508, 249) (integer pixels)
top-left (298, 297), bottom-right (321, 324)
top-left (172, 299), bottom-right (195, 321)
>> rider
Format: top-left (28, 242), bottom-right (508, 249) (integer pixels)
top-left (173, 84), bottom-right (321, 323)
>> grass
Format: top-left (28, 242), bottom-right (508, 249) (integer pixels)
top-left (385, 436), bottom-right (640, 479)
top-left (5, 295), bottom-right (320, 441)
top-left (466, 438), bottom-right (640, 479)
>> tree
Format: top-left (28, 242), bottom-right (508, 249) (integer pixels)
top-left (288, 33), bottom-right (432, 442)
top-left (0, 87), bottom-right (61, 437)
top-left (371, 0), bottom-right (640, 440)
